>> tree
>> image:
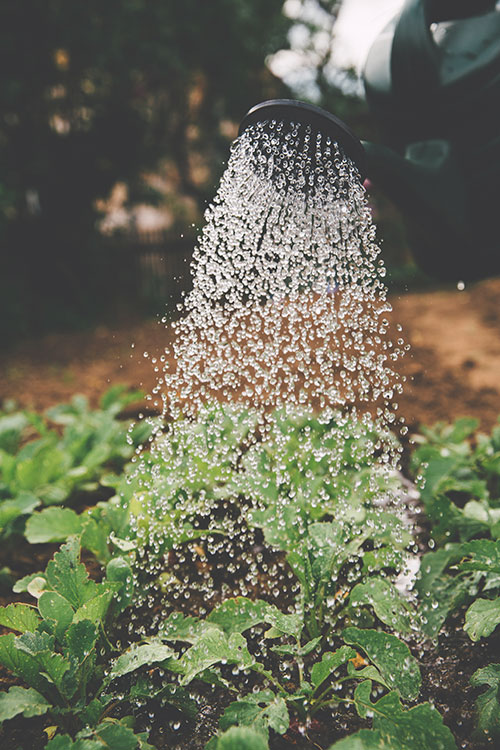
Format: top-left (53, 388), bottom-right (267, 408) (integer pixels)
top-left (0, 0), bottom-right (290, 338)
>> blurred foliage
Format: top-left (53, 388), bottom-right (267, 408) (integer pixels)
top-left (0, 0), bottom-right (291, 342)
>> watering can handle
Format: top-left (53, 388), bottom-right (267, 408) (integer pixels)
top-left (391, 0), bottom-right (497, 98)
top-left (424, 0), bottom-right (496, 23)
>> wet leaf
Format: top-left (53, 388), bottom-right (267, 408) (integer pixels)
top-left (158, 611), bottom-right (205, 643)
top-left (64, 620), bottom-right (98, 664)
top-left (73, 589), bottom-right (113, 625)
top-left (107, 641), bottom-right (175, 681)
top-left (310, 646), bottom-right (356, 688)
top-left (0, 685), bottom-right (50, 721)
top-left (39, 591), bottom-right (74, 642)
top-left (0, 603), bottom-right (41, 633)
top-left (45, 538), bottom-right (98, 609)
top-left (458, 539), bottom-right (500, 575)
top-left (25, 507), bottom-right (83, 544)
top-left (470, 663), bottom-right (500, 741)
top-left (220, 690), bottom-right (289, 737)
top-left (180, 628), bottom-right (255, 685)
top-left (207, 597), bottom-right (302, 639)
top-left (90, 721), bottom-right (139, 750)
top-left (212, 726), bottom-right (269, 750)
top-left (327, 728), bottom-right (395, 749)
top-left (464, 598), bottom-right (500, 641)
top-left (349, 579), bottom-right (412, 634)
top-left (45, 734), bottom-right (101, 749)
top-left (105, 556), bottom-right (134, 613)
top-left (351, 682), bottom-right (456, 750)
top-left (271, 636), bottom-right (321, 657)
top-left (16, 631), bottom-right (71, 694)
top-left (0, 633), bottom-right (54, 697)
top-left (343, 628), bottom-right (421, 701)
top-left (347, 661), bottom-right (389, 690)
top-left (81, 517), bottom-right (110, 565)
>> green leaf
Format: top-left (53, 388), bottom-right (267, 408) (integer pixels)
top-left (464, 598), bottom-right (500, 641)
top-left (309, 522), bottom-right (360, 583)
top-left (470, 663), bottom-right (500, 741)
top-left (27, 576), bottom-right (48, 599)
top-left (347, 661), bottom-right (390, 690)
top-left (129, 675), bottom-right (198, 719)
top-left (310, 646), bottom-right (357, 689)
top-left (0, 492), bottom-right (40, 531)
top-left (16, 631), bottom-right (71, 693)
top-left (214, 726), bottom-right (269, 750)
top-left (47, 720), bottom-right (141, 749)
top-left (25, 507), bottom-right (84, 544)
top-left (0, 633), bottom-right (54, 697)
top-left (78, 697), bottom-right (107, 728)
top-left (328, 729), bottom-right (396, 749)
top-left (158, 611), bottom-right (205, 643)
top-left (45, 538), bottom-right (98, 609)
top-left (458, 540), bottom-right (500, 575)
top-left (343, 628), bottom-right (421, 701)
top-left (207, 597), bottom-right (302, 639)
top-left (0, 411), bottom-right (30, 453)
top-left (64, 620), bottom-right (98, 664)
top-left (180, 628), bottom-right (255, 685)
top-left (81, 517), bottom-right (111, 565)
top-left (0, 685), bottom-right (50, 721)
top-left (220, 691), bottom-right (289, 737)
top-left (415, 547), bottom-right (470, 637)
top-left (105, 556), bottom-right (134, 614)
top-left (91, 721), bottom-right (140, 750)
top-left (45, 736), bottom-right (100, 749)
top-left (351, 682), bottom-right (456, 750)
top-left (99, 384), bottom-right (144, 413)
top-left (12, 571), bottom-right (44, 593)
top-left (39, 591), bottom-right (75, 642)
top-left (349, 579), bottom-right (412, 634)
top-left (73, 589), bottom-right (113, 625)
top-left (271, 636), bottom-right (321, 657)
top-left (0, 603), bottom-right (41, 633)
top-left (107, 641), bottom-right (175, 682)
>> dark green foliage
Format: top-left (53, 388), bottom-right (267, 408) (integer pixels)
top-left (0, 0), bottom-right (290, 341)
top-left (0, 386), bottom-right (150, 541)
top-left (0, 537), bottom-right (149, 747)
top-left (411, 416), bottom-right (500, 544)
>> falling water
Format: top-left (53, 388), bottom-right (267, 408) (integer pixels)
top-left (154, 120), bottom-right (405, 422)
top-left (126, 117), bottom-right (410, 629)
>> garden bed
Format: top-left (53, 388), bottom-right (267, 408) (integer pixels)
top-left (0, 383), bottom-right (500, 748)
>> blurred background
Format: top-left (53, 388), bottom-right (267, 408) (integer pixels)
top-left (0, 0), bottom-right (415, 347)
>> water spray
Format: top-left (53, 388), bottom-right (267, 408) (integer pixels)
top-left (238, 99), bottom-right (366, 184)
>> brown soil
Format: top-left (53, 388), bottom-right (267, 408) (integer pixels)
top-left (2, 278), bottom-right (500, 434)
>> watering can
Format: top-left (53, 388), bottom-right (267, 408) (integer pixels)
top-left (362, 0), bottom-right (500, 280)
top-left (239, 1), bottom-right (500, 281)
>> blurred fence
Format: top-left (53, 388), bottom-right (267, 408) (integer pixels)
top-left (102, 229), bottom-right (195, 312)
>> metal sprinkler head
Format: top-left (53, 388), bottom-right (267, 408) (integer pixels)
top-left (238, 99), bottom-right (366, 183)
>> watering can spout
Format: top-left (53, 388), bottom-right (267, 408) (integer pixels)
top-left (362, 139), bottom-right (476, 280)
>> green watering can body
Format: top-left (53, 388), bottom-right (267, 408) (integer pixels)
top-left (362, 0), bottom-right (500, 280)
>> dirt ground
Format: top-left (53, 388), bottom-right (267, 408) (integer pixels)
top-left (2, 276), bottom-right (500, 434)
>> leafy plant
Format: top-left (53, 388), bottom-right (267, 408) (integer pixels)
top-left (0, 537), bottom-right (149, 747)
top-left (140, 591), bottom-right (455, 749)
top-left (0, 386), bottom-right (151, 540)
top-left (328, 681), bottom-right (456, 750)
top-left (411, 416), bottom-right (500, 545)
top-left (470, 663), bottom-right (500, 744)
top-left (415, 536), bottom-right (500, 642)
